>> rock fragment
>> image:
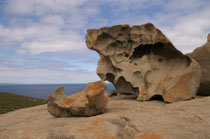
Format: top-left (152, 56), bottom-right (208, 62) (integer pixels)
top-left (47, 80), bottom-right (108, 117)
top-left (86, 23), bottom-right (202, 102)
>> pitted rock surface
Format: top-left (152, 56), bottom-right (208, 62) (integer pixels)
top-left (47, 80), bottom-right (109, 117)
top-left (86, 23), bottom-right (202, 102)
top-left (187, 34), bottom-right (210, 95)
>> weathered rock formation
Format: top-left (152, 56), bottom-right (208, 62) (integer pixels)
top-left (187, 34), bottom-right (210, 95)
top-left (1, 96), bottom-right (210, 139)
top-left (86, 23), bottom-right (202, 102)
top-left (47, 80), bottom-right (109, 117)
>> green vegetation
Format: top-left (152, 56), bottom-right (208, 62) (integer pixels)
top-left (0, 92), bottom-right (48, 114)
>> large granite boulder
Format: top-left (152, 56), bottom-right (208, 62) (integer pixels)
top-left (187, 34), bottom-right (210, 95)
top-left (1, 96), bottom-right (210, 139)
top-left (86, 23), bottom-right (202, 102)
top-left (47, 80), bottom-right (109, 117)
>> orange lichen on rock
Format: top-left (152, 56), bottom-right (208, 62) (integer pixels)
top-left (70, 90), bottom-right (86, 98)
top-left (63, 97), bottom-right (76, 105)
top-left (134, 132), bottom-right (162, 139)
top-left (104, 94), bottom-right (109, 108)
top-left (47, 80), bottom-right (109, 117)
top-left (80, 97), bottom-right (88, 103)
top-left (85, 80), bottom-right (106, 96)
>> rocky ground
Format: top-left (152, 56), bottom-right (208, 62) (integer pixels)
top-left (0, 95), bottom-right (210, 139)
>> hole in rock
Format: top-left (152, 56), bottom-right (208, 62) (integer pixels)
top-left (130, 42), bottom-right (166, 60)
top-left (96, 33), bottom-right (113, 50)
top-left (115, 76), bottom-right (139, 96)
top-left (125, 54), bottom-right (129, 57)
top-left (132, 45), bottom-right (151, 59)
top-left (130, 42), bottom-right (188, 63)
top-left (158, 58), bottom-right (163, 62)
top-left (149, 95), bottom-right (164, 101)
top-left (106, 73), bottom-right (115, 83)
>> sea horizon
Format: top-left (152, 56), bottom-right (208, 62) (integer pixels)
top-left (0, 83), bottom-right (115, 99)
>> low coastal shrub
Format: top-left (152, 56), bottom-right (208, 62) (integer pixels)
top-left (0, 92), bottom-right (48, 114)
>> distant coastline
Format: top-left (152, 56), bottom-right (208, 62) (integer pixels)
top-left (0, 83), bottom-right (23, 85)
top-left (0, 83), bottom-right (115, 99)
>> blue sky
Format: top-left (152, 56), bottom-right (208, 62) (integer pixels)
top-left (0, 0), bottom-right (210, 84)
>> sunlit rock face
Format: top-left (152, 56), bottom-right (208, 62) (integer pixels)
top-left (47, 80), bottom-right (108, 117)
top-left (187, 34), bottom-right (210, 95)
top-left (86, 23), bottom-right (201, 102)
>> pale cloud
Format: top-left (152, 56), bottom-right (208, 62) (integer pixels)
top-left (0, 0), bottom-right (210, 83)
top-left (0, 58), bottom-right (77, 69)
top-left (0, 65), bottom-right (100, 84)
top-left (0, 23), bottom-right (59, 44)
top-left (0, 22), bottom-right (87, 55)
top-left (162, 0), bottom-right (207, 12)
top-left (103, 0), bottom-right (160, 12)
top-left (5, 0), bottom-right (99, 29)
top-left (107, 0), bottom-right (210, 53)
top-left (0, 0), bottom-right (101, 55)
top-left (156, 7), bottom-right (210, 53)
top-left (16, 40), bottom-right (86, 55)
top-left (5, 0), bottom-right (88, 16)
top-left (87, 17), bottom-right (108, 29)
top-left (40, 15), bottom-right (64, 25)
top-left (111, 14), bottom-right (150, 26)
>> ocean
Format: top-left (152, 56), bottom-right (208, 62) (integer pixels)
top-left (0, 83), bottom-right (115, 99)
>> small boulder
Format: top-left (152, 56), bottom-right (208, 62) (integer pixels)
top-left (47, 80), bottom-right (109, 117)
